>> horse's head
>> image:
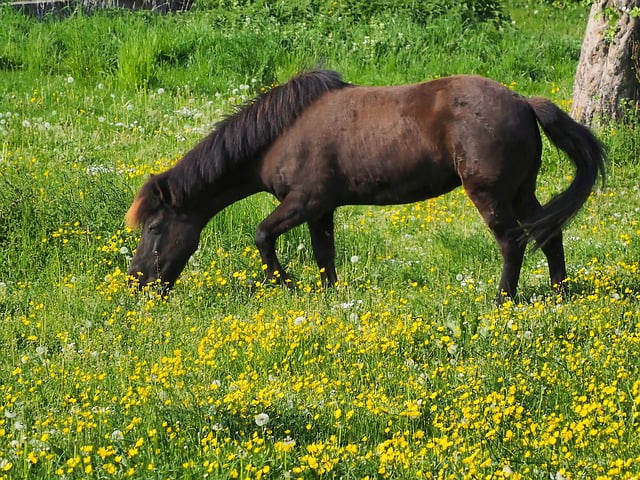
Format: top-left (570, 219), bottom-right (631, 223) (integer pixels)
top-left (125, 174), bottom-right (205, 290)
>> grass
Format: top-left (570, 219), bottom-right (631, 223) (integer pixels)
top-left (1, 0), bottom-right (640, 478)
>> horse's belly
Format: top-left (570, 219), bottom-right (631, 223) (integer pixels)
top-left (344, 163), bottom-right (461, 205)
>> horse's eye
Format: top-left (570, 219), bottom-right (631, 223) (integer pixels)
top-left (147, 221), bottom-right (162, 233)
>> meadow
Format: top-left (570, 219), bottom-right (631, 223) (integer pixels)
top-left (1, 0), bottom-right (640, 478)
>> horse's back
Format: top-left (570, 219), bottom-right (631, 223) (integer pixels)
top-left (260, 75), bottom-right (541, 205)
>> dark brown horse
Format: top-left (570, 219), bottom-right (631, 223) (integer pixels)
top-left (125, 69), bottom-right (605, 300)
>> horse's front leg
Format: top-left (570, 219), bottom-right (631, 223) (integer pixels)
top-left (308, 211), bottom-right (337, 287)
top-left (255, 192), bottom-right (308, 288)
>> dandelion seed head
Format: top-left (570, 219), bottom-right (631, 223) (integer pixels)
top-left (255, 413), bottom-right (269, 427)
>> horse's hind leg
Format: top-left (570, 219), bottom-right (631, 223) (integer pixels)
top-left (538, 232), bottom-right (567, 295)
top-left (465, 188), bottom-right (526, 302)
top-left (308, 212), bottom-right (338, 287)
top-left (515, 193), bottom-right (567, 294)
top-left (255, 192), bottom-right (309, 287)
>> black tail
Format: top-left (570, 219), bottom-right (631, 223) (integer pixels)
top-left (523, 97), bottom-right (606, 246)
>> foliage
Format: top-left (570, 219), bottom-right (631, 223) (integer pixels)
top-left (0, 1), bottom-right (586, 94)
top-left (200, 0), bottom-right (506, 24)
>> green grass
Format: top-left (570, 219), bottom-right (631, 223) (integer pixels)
top-left (1, 1), bottom-right (640, 478)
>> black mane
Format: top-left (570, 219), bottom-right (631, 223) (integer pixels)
top-left (164, 70), bottom-right (351, 208)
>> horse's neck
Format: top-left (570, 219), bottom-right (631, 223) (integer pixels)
top-left (199, 168), bottom-right (262, 220)
top-left (172, 142), bottom-right (261, 219)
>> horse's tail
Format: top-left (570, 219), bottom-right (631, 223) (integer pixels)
top-left (523, 97), bottom-right (606, 246)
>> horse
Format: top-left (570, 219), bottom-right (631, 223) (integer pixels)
top-left (125, 69), bottom-right (605, 301)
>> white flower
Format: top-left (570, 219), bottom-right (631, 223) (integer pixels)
top-left (293, 316), bottom-right (305, 326)
top-left (157, 88), bottom-right (165, 95)
top-left (255, 413), bottom-right (269, 427)
top-left (350, 255), bottom-right (359, 263)
top-left (66, 76), bottom-right (74, 84)
top-left (111, 430), bottom-right (124, 441)
top-left (119, 246), bottom-right (130, 255)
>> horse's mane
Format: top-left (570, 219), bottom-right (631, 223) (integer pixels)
top-left (126, 69), bottom-right (352, 227)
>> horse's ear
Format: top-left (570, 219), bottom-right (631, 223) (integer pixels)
top-left (125, 175), bottom-right (165, 229)
top-left (151, 173), bottom-right (182, 207)
top-left (151, 174), bottom-right (171, 204)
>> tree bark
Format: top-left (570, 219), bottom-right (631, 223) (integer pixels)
top-left (571, 0), bottom-right (640, 126)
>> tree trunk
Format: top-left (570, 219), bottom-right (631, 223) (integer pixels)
top-left (571, 0), bottom-right (640, 126)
